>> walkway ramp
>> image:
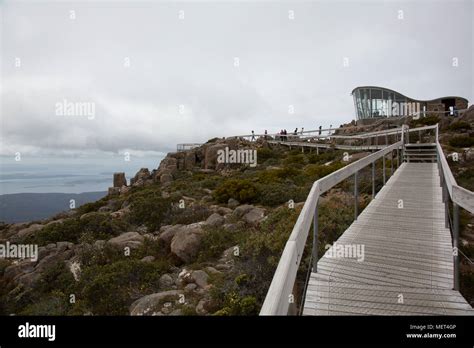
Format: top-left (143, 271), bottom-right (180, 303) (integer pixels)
top-left (303, 162), bottom-right (473, 315)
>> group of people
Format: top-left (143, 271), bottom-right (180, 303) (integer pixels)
top-left (250, 126), bottom-right (333, 141)
top-left (276, 127), bottom-right (305, 141)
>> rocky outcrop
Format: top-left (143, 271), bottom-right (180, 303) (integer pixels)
top-left (130, 168), bottom-right (150, 186)
top-left (204, 144), bottom-right (228, 170)
top-left (113, 172), bottom-right (127, 187)
top-left (13, 224), bottom-right (43, 242)
top-left (4, 241), bottom-right (76, 288)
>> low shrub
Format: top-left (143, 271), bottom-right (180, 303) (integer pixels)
top-left (449, 136), bottom-right (474, 148)
top-left (129, 195), bottom-right (171, 231)
top-left (26, 214), bottom-right (127, 246)
top-left (449, 121), bottom-right (471, 132)
top-left (78, 259), bottom-right (168, 315)
top-left (213, 179), bottom-right (259, 204)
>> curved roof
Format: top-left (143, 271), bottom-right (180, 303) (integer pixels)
top-left (351, 86), bottom-right (468, 104)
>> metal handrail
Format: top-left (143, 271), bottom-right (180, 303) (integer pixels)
top-left (436, 139), bottom-right (474, 213)
top-left (260, 139), bottom-right (403, 315)
top-left (434, 123), bottom-right (474, 291)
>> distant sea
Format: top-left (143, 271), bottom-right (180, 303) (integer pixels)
top-left (0, 155), bottom-right (164, 194)
top-left (0, 155), bottom-right (164, 223)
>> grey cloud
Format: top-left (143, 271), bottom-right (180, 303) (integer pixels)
top-left (1, 0), bottom-right (472, 156)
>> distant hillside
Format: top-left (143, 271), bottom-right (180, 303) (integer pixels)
top-left (0, 192), bottom-right (107, 223)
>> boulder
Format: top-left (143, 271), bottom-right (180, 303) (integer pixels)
top-left (16, 224), bottom-right (43, 240)
top-left (217, 207), bottom-right (233, 215)
top-left (56, 241), bottom-right (74, 252)
top-left (106, 232), bottom-right (144, 249)
top-left (205, 266), bottom-right (222, 275)
top-left (233, 204), bottom-right (254, 218)
top-left (158, 225), bottom-right (184, 247)
top-left (184, 283), bottom-right (197, 292)
top-left (191, 270), bottom-right (209, 288)
top-left (110, 206), bottom-right (131, 219)
top-left (242, 207), bottom-right (266, 225)
top-left (170, 223), bottom-right (205, 262)
top-left (196, 298), bottom-right (209, 315)
top-left (159, 274), bottom-right (174, 288)
top-left (130, 290), bottom-right (182, 316)
top-left (227, 198), bottom-right (240, 209)
top-left (204, 213), bottom-right (225, 227)
top-left (35, 250), bottom-right (74, 273)
top-left (141, 256), bottom-right (155, 263)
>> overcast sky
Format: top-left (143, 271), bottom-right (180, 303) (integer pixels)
top-left (1, 0), bottom-right (473, 158)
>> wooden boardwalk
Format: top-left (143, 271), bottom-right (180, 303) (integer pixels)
top-left (303, 162), bottom-right (474, 315)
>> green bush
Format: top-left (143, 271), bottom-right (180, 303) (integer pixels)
top-left (78, 259), bottom-right (168, 315)
top-left (257, 147), bottom-right (282, 163)
top-left (413, 115), bottom-right (439, 126)
top-left (283, 153), bottom-right (306, 166)
top-left (198, 226), bottom-right (245, 262)
top-left (167, 204), bottom-right (211, 225)
top-left (449, 121), bottom-right (471, 131)
top-left (77, 198), bottom-right (109, 215)
top-left (129, 195), bottom-right (171, 231)
top-left (304, 162), bottom-right (344, 179)
top-left (26, 213), bottom-right (128, 246)
top-left (449, 136), bottom-right (474, 148)
top-left (307, 150), bottom-right (342, 165)
top-left (256, 183), bottom-right (310, 207)
top-left (256, 166), bottom-right (300, 184)
top-left (213, 179), bottom-right (259, 204)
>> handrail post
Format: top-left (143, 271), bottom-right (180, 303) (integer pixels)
top-left (401, 125), bottom-right (405, 162)
top-left (453, 203), bottom-right (459, 291)
top-left (312, 204), bottom-right (319, 272)
top-left (382, 154), bottom-right (386, 185)
top-left (396, 148), bottom-right (399, 168)
top-left (444, 185), bottom-right (449, 229)
top-left (354, 171), bottom-right (358, 219)
top-left (390, 151), bottom-right (393, 176)
top-left (372, 162), bottom-right (375, 199)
